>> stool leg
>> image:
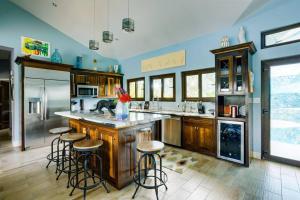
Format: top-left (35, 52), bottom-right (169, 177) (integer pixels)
top-left (70, 152), bottom-right (80, 196)
top-left (56, 143), bottom-right (66, 180)
top-left (46, 137), bottom-right (56, 168)
top-left (158, 154), bottom-right (168, 190)
top-left (96, 154), bottom-right (109, 193)
top-left (55, 138), bottom-right (60, 174)
top-left (132, 154), bottom-right (145, 199)
top-left (143, 154), bottom-right (148, 184)
top-left (152, 155), bottom-right (159, 200)
top-left (67, 143), bottom-right (72, 188)
top-left (83, 154), bottom-right (88, 200)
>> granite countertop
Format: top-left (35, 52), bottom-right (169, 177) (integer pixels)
top-left (55, 111), bottom-right (170, 129)
top-left (129, 109), bottom-right (215, 118)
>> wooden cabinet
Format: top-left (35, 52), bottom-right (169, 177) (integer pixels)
top-left (182, 117), bottom-right (216, 156)
top-left (70, 68), bottom-right (123, 98)
top-left (211, 42), bottom-right (256, 167)
top-left (213, 42), bottom-right (256, 96)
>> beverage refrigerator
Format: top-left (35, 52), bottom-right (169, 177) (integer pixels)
top-left (217, 120), bottom-right (245, 164)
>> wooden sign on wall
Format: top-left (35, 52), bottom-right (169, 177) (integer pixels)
top-left (141, 50), bottom-right (185, 72)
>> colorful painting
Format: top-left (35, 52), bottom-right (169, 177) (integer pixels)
top-left (21, 36), bottom-right (50, 58)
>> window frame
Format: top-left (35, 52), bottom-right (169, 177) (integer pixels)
top-left (150, 73), bottom-right (176, 102)
top-left (127, 77), bottom-right (145, 101)
top-left (181, 68), bottom-right (215, 102)
top-left (261, 22), bottom-right (300, 49)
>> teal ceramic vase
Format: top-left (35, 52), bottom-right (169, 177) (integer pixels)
top-left (51, 49), bottom-right (62, 64)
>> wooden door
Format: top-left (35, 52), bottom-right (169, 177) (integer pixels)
top-left (87, 74), bottom-right (98, 85)
top-left (75, 74), bottom-right (87, 84)
top-left (195, 124), bottom-right (216, 156)
top-left (182, 121), bottom-right (196, 151)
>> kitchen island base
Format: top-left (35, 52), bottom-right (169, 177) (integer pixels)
top-left (69, 119), bottom-right (160, 190)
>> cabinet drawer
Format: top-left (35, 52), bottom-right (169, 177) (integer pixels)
top-left (183, 117), bottom-right (214, 126)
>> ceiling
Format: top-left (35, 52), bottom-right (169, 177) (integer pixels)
top-left (11, 0), bottom-right (269, 59)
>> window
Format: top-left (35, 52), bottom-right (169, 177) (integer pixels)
top-left (127, 77), bottom-right (145, 100)
top-left (261, 22), bottom-right (300, 49)
top-left (150, 73), bottom-right (175, 101)
top-left (182, 68), bottom-right (215, 101)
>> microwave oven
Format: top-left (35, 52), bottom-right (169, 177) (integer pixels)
top-left (77, 85), bottom-right (98, 97)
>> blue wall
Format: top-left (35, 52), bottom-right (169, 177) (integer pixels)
top-left (0, 0), bottom-right (118, 146)
top-left (120, 0), bottom-right (300, 154)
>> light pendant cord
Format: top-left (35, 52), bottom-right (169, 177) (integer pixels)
top-left (128, 0), bottom-right (130, 18)
top-left (107, 0), bottom-right (109, 30)
top-left (93, 0), bottom-right (96, 39)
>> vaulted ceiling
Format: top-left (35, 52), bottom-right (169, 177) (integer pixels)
top-left (11, 0), bottom-right (270, 59)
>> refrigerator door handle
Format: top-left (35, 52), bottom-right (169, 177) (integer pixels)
top-left (40, 87), bottom-right (44, 121)
top-left (44, 91), bottom-right (48, 120)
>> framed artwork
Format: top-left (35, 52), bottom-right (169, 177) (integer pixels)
top-left (21, 36), bottom-right (51, 58)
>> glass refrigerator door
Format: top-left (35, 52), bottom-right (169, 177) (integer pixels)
top-left (218, 120), bottom-right (244, 164)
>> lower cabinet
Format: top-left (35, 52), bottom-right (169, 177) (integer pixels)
top-left (182, 117), bottom-right (216, 156)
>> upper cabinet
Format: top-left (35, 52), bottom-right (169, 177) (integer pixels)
top-left (211, 42), bottom-right (256, 95)
top-left (71, 68), bottom-right (123, 98)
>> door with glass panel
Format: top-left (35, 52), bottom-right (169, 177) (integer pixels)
top-left (262, 55), bottom-right (300, 166)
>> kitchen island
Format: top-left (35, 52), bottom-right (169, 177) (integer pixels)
top-left (55, 111), bottom-right (170, 189)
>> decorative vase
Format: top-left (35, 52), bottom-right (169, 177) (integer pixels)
top-left (115, 101), bottom-right (129, 120)
top-left (114, 64), bottom-right (119, 73)
top-left (51, 49), bottom-right (62, 63)
top-left (75, 56), bottom-right (83, 68)
top-left (238, 26), bottom-right (246, 44)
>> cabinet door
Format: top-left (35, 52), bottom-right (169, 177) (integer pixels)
top-left (98, 76), bottom-right (106, 97)
top-left (182, 122), bottom-right (196, 151)
top-left (75, 74), bottom-right (87, 84)
top-left (233, 55), bottom-right (246, 94)
top-left (216, 56), bottom-right (233, 94)
top-left (195, 126), bottom-right (215, 155)
top-left (107, 77), bottom-right (115, 97)
top-left (87, 75), bottom-right (98, 85)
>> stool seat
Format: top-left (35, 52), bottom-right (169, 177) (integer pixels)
top-left (137, 141), bottom-right (164, 153)
top-left (49, 127), bottom-right (72, 135)
top-left (60, 133), bottom-right (86, 142)
top-left (73, 139), bottom-right (103, 151)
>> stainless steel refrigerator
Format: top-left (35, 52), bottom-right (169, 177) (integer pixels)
top-left (24, 67), bottom-right (70, 149)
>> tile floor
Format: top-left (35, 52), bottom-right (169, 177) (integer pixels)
top-left (0, 146), bottom-right (300, 200)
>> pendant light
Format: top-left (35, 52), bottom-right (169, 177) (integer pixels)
top-left (122, 0), bottom-right (135, 32)
top-left (89, 0), bottom-right (99, 50)
top-left (102, 0), bottom-right (113, 43)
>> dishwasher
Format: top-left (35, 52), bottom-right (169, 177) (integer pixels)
top-left (162, 116), bottom-right (182, 147)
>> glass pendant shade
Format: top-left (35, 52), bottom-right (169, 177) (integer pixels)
top-left (122, 18), bottom-right (135, 32)
top-left (89, 40), bottom-right (99, 50)
top-left (103, 31), bottom-right (113, 43)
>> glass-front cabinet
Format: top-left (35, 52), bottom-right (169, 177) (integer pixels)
top-left (217, 56), bottom-right (233, 94)
top-left (216, 53), bottom-right (247, 95)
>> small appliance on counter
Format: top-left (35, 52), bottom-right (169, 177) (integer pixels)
top-left (71, 100), bottom-right (77, 112)
top-left (197, 102), bottom-right (205, 114)
top-left (144, 101), bottom-right (149, 110)
top-left (80, 99), bottom-right (84, 111)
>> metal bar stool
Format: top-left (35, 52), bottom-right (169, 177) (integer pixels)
top-left (56, 133), bottom-right (86, 188)
top-left (46, 127), bottom-right (72, 170)
top-left (69, 139), bottom-right (109, 199)
top-left (132, 141), bottom-right (168, 200)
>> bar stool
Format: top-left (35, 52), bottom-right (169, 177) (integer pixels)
top-left (56, 133), bottom-right (86, 188)
top-left (132, 140), bottom-right (168, 200)
top-left (46, 127), bottom-right (72, 169)
top-left (69, 139), bottom-right (109, 199)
